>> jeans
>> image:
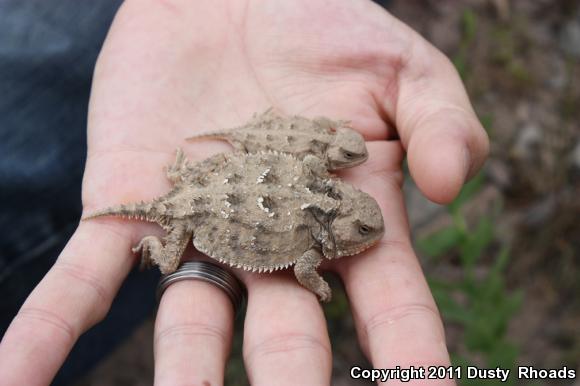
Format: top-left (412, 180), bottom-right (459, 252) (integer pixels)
top-left (0, 1), bottom-right (159, 384)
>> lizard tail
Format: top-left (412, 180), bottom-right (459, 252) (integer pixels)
top-left (185, 107), bottom-right (277, 143)
top-left (82, 200), bottom-right (163, 223)
top-left (185, 131), bottom-right (231, 143)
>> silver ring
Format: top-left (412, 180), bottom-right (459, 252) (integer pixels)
top-left (157, 261), bottom-right (246, 316)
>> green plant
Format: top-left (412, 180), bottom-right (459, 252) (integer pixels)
top-left (418, 174), bottom-right (523, 385)
top-left (453, 9), bottom-right (478, 80)
top-left (489, 20), bottom-right (534, 89)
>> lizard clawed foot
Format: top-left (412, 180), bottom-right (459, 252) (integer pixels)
top-left (132, 236), bottom-right (163, 271)
top-left (315, 281), bottom-right (332, 303)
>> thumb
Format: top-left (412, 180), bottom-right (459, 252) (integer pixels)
top-left (389, 41), bottom-right (489, 204)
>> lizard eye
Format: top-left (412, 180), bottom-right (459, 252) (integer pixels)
top-left (358, 225), bottom-right (371, 235)
top-left (342, 150), bottom-right (355, 159)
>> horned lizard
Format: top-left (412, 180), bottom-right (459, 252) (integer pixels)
top-left (185, 108), bottom-right (368, 170)
top-left (84, 150), bottom-right (384, 302)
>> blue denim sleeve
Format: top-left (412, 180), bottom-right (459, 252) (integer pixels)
top-left (0, 1), bottom-right (159, 385)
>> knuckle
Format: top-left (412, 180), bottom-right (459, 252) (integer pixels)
top-left (244, 332), bottom-right (330, 364)
top-left (16, 306), bottom-right (77, 344)
top-left (363, 302), bottom-right (442, 338)
top-left (402, 36), bottom-right (446, 81)
top-left (155, 322), bottom-right (229, 348)
top-left (422, 105), bottom-right (477, 133)
top-left (52, 260), bottom-right (112, 322)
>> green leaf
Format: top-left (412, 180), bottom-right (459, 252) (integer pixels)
top-left (461, 9), bottom-right (477, 44)
top-left (449, 172), bottom-right (485, 213)
top-left (453, 54), bottom-right (468, 79)
top-left (429, 279), bottom-right (474, 324)
top-left (486, 341), bottom-right (519, 369)
top-left (504, 290), bottom-right (524, 316)
top-left (459, 216), bottom-right (493, 269)
top-left (489, 245), bottom-right (511, 277)
top-left (453, 10), bottom-right (478, 81)
top-left (418, 226), bottom-right (464, 257)
top-left (480, 114), bottom-right (494, 132)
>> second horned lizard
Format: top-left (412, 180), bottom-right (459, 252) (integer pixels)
top-left (186, 108), bottom-right (368, 170)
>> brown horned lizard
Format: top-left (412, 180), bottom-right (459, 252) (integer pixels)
top-left (185, 108), bottom-right (369, 171)
top-left (84, 150), bottom-right (384, 302)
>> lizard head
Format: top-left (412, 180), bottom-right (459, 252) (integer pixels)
top-left (322, 183), bottom-right (384, 259)
top-left (326, 127), bottom-right (368, 170)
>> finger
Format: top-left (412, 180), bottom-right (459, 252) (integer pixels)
top-left (390, 40), bottom-right (489, 204)
top-left (154, 275), bottom-right (234, 386)
top-left (242, 274), bottom-right (332, 386)
top-left (337, 142), bottom-right (452, 385)
top-left (0, 220), bottom-right (136, 386)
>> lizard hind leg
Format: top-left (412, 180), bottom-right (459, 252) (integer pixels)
top-left (132, 236), bottom-right (164, 270)
top-left (132, 223), bottom-right (191, 274)
top-left (294, 248), bottom-right (332, 302)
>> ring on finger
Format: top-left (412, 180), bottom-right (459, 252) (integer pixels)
top-left (157, 261), bottom-right (246, 316)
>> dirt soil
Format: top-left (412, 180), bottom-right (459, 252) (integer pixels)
top-left (75, 1), bottom-right (580, 385)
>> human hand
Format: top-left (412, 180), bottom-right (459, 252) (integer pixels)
top-left (0, 1), bottom-right (488, 385)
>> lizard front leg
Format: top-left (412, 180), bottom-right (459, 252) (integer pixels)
top-left (294, 248), bottom-right (331, 302)
top-left (166, 148), bottom-right (190, 185)
top-left (302, 154), bottom-right (330, 177)
top-left (132, 222), bottom-right (191, 274)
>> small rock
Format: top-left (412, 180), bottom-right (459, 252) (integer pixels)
top-left (516, 102), bottom-right (531, 121)
top-left (559, 16), bottom-right (580, 58)
top-left (512, 124), bottom-right (542, 160)
top-left (546, 57), bottom-right (567, 91)
top-left (491, 0), bottom-right (510, 22)
top-left (524, 194), bottom-right (557, 228)
top-left (485, 159), bottom-right (512, 190)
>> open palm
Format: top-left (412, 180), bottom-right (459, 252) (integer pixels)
top-left (0, 1), bottom-right (488, 385)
